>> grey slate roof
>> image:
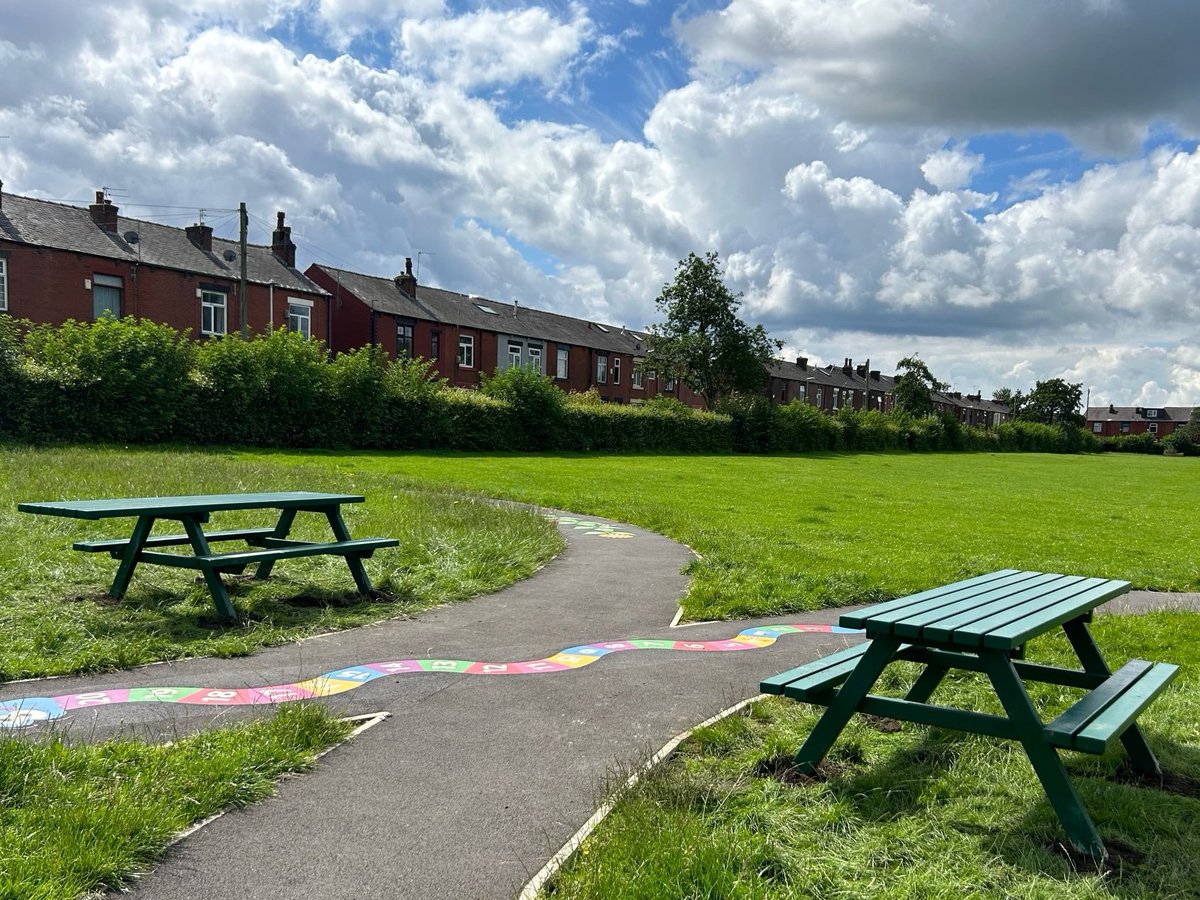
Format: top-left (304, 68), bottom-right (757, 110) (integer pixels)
top-left (1086, 406), bottom-right (1194, 423)
top-left (315, 265), bottom-right (649, 355)
top-left (768, 358), bottom-right (897, 394)
top-left (0, 192), bottom-right (325, 295)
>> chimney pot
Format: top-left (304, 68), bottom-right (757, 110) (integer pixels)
top-left (870, 369), bottom-right (880, 381)
top-left (396, 257), bottom-right (418, 299)
top-left (88, 190), bottom-right (119, 233)
top-left (271, 210), bottom-right (296, 268)
top-left (797, 356), bottom-right (807, 370)
top-left (186, 223), bottom-right (214, 252)
top-left (1109, 404), bottom-right (1116, 414)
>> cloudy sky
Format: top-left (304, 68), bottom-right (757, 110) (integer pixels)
top-left (3, 0), bottom-right (1199, 404)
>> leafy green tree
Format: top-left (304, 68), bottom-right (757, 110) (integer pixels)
top-left (1183, 406), bottom-right (1200, 442)
top-left (892, 356), bottom-right (947, 418)
top-left (992, 387), bottom-right (1025, 417)
top-left (1019, 378), bottom-right (1084, 427)
top-left (643, 252), bottom-right (781, 408)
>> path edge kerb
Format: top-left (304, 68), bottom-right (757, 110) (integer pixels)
top-left (517, 695), bottom-right (763, 900)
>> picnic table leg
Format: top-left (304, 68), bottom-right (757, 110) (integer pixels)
top-left (109, 515), bottom-right (155, 599)
top-left (182, 517), bottom-right (237, 621)
top-left (324, 507), bottom-right (373, 595)
top-left (1062, 617), bottom-right (1162, 775)
top-left (254, 508), bottom-right (297, 580)
top-left (904, 665), bottom-right (949, 704)
top-left (981, 650), bottom-right (1107, 859)
top-left (792, 635), bottom-right (901, 774)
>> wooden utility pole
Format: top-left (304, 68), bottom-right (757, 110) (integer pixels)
top-left (239, 202), bottom-right (249, 339)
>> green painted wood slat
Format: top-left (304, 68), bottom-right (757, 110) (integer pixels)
top-left (18, 492), bottom-right (365, 520)
top-left (838, 569), bottom-right (1024, 631)
top-left (980, 580), bottom-right (1132, 650)
top-left (73, 527), bottom-right (277, 553)
top-left (760, 642), bottom-right (872, 695)
top-left (1045, 662), bottom-right (1179, 754)
top-left (137, 537), bottom-right (398, 571)
top-left (888, 572), bottom-right (1071, 640)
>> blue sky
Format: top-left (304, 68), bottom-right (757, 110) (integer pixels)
top-left (2, 0), bottom-right (1199, 403)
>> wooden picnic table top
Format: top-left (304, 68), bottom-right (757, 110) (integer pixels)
top-left (17, 492), bottom-right (365, 521)
top-left (839, 569), bottom-right (1131, 652)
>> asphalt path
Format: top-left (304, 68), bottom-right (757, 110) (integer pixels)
top-left (2, 514), bottom-right (1197, 899)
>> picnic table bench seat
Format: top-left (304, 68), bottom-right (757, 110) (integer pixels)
top-left (74, 527), bottom-right (279, 554)
top-left (1043, 658), bottom-right (1179, 754)
top-left (138, 537), bottom-right (397, 574)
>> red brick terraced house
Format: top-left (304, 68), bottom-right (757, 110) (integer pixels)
top-left (1086, 405), bottom-right (1195, 439)
top-left (767, 356), bottom-right (898, 414)
top-left (307, 260), bottom-right (704, 406)
top-left (0, 187), bottom-right (328, 339)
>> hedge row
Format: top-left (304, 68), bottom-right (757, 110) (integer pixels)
top-left (0, 316), bottom-right (1097, 455)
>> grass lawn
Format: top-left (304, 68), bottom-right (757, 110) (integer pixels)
top-left (0, 445), bottom-right (562, 680)
top-left (244, 450), bottom-right (1200, 621)
top-left (0, 704), bottom-right (350, 900)
top-left (545, 612), bottom-right (1200, 899)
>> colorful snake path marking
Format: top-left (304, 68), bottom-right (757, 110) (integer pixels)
top-left (550, 516), bottom-right (635, 538)
top-left (0, 624), bottom-right (861, 730)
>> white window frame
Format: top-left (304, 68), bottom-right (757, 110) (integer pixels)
top-left (1092, 422), bottom-right (1103, 433)
top-left (458, 334), bottom-right (475, 368)
top-left (613, 356), bottom-right (621, 385)
top-left (0, 256), bottom-right (8, 311)
top-left (431, 331), bottom-right (440, 361)
top-left (1147, 409), bottom-right (1158, 418)
top-left (397, 322), bottom-right (415, 358)
top-left (93, 273), bottom-right (122, 320)
top-left (596, 354), bottom-right (608, 385)
top-left (508, 339), bottom-right (523, 369)
top-left (632, 366), bottom-right (644, 390)
top-left (527, 343), bottom-right (543, 373)
top-left (556, 346), bottom-right (568, 380)
top-left (200, 288), bottom-right (227, 336)
top-left (1149, 422), bottom-right (1159, 434)
top-left (287, 298), bottom-right (313, 339)
top-left (664, 375), bottom-right (675, 392)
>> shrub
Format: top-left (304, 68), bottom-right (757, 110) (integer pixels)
top-left (1102, 431), bottom-right (1163, 454)
top-left (479, 365), bottom-right (566, 449)
top-left (1161, 429), bottom-right (1198, 456)
top-left (715, 394), bottom-right (775, 452)
top-left (328, 345), bottom-right (391, 448)
top-left (774, 400), bottom-right (842, 452)
top-left (21, 317), bottom-right (192, 443)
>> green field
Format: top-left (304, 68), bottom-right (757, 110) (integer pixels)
top-left (247, 450), bottom-right (1200, 620)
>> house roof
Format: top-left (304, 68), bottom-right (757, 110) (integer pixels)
top-left (313, 265), bottom-right (650, 355)
top-left (0, 192), bottom-right (325, 295)
top-left (768, 359), bottom-right (898, 393)
top-left (1086, 406), bottom-right (1194, 423)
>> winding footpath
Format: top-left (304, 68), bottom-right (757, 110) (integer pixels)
top-left (2, 513), bottom-right (1197, 899)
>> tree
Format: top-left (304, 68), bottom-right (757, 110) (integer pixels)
top-left (1184, 406), bottom-right (1200, 442)
top-left (642, 252), bottom-right (781, 408)
top-left (892, 356), bottom-right (947, 417)
top-left (1019, 378), bottom-right (1084, 427)
top-left (991, 387), bottom-right (1025, 417)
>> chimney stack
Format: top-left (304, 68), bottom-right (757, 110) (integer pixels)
top-left (395, 257), bottom-right (417, 298)
top-left (796, 356), bottom-right (807, 370)
top-left (186, 223), bottom-right (213, 252)
top-left (272, 211), bottom-right (297, 268)
top-left (870, 370), bottom-right (880, 381)
top-left (842, 357), bottom-right (853, 375)
top-left (89, 190), bottom-right (119, 233)
top-left (1109, 404), bottom-right (1116, 414)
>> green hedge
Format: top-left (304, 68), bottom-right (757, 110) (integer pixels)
top-left (0, 316), bottom-right (1096, 455)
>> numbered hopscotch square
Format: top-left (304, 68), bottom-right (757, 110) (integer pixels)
top-left (468, 662), bottom-right (512, 675)
top-left (420, 660), bottom-right (472, 673)
top-left (369, 660), bottom-right (419, 674)
top-left (249, 686), bottom-right (314, 704)
top-left (129, 687), bottom-right (200, 703)
top-left (545, 653), bottom-right (593, 668)
top-left (631, 640), bottom-right (675, 649)
top-left (60, 690), bottom-right (130, 709)
top-left (325, 668), bottom-right (380, 683)
top-left (295, 677), bottom-right (361, 697)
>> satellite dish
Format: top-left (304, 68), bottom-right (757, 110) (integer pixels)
top-left (123, 231), bottom-right (140, 244)
top-left (222, 249), bottom-right (237, 262)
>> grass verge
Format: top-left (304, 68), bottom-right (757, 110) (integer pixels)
top-left (0, 445), bottom-right (562, 679)
top-left (0, 704), bottom-right (351, 900)
top-left (544, 612), bottom-right (1200, 899)
top-left (245, 450), bottom-right (1200, 620)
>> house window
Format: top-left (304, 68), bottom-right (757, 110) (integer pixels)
top-left (1149, 422), bottom-right (1159, 434)
top-left (92, 274), bottom-right (122, 320)
top-left (632, 367), bottom-right (644, 390)
top-left (508, 339), bottom-right (523, 369)
top-left (815, 387), bottom-right (823, 406)
top-left (1120, 422), bottom-right (1130, 433)
top-left (664, 375), bottom-right (675, 392)
top-left (780, 383), bottom-right (789, 403)
top-left (646, 369), bottom-right (656, 381)
top-left (1092, 422), bottom-right (1103, 433)
top-left (431, 331), bottom-right (440, 360)
top-left (397, 322), bottom-right (414, 358)
top-left (798, 384), bottom-right (807, 401)
top-left (556, 347), bottom-right (569, 379)
top-left (597, 354), bottom-right (608, 384)
top-left (528, 343), bottom-right (543, 373)
top-left (200, 288), bottom-right (227, 336)
top-left (458, 334), bottom-right (474, 367)
top-left (287, 299), bottom-right (312, 339)
top-left (613, 356), bottom-right (621, 385)
top-left (1147, 409), bottom-right (1158, 418)
top-left (0, 256), bottom-right (8, 311)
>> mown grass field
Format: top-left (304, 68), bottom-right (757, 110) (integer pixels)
top-left (0, 446), bottom-right (562, 679)
top-left (247, 450), bottom-right (1200, 620)
top-left (544, 612), bottom-right (1200, 899)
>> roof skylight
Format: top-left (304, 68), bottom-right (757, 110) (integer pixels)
top-left (474, 303), bottom-right (500, 315)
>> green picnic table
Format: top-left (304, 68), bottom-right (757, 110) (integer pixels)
top-left (762, 569), bottom-right (1179, 859)
top-left (19, 492), bottom-right (399, 620)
